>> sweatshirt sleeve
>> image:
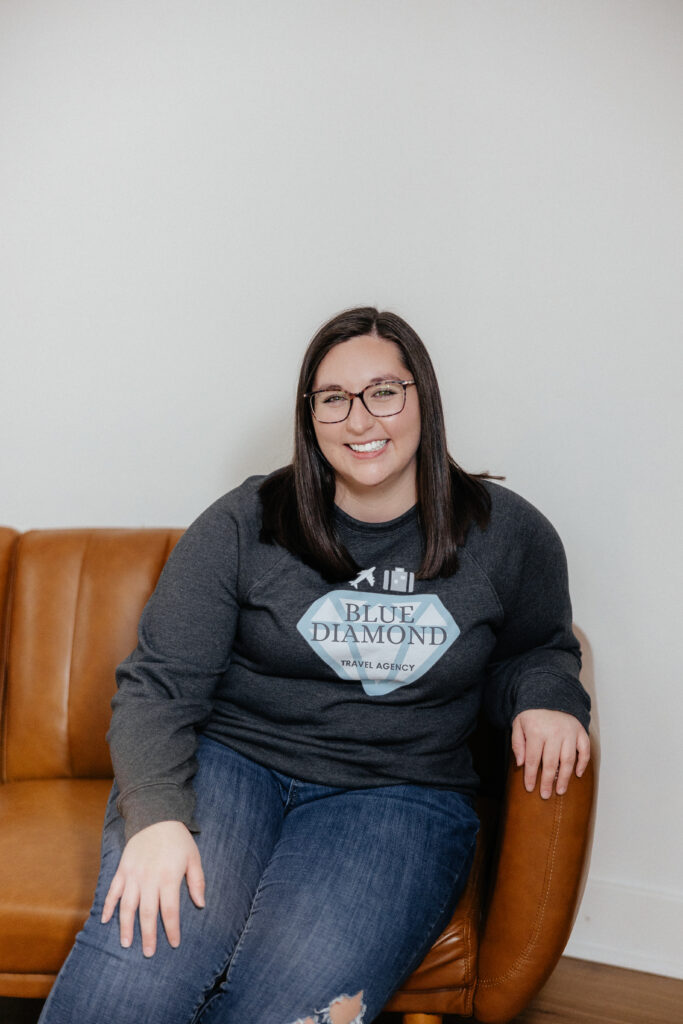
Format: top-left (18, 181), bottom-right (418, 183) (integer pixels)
top-left (107, 495), bottom-right (241, 841)
top-left (482, 493), bottom-right (591, 733)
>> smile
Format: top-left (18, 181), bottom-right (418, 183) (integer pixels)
top-left (347, 440), bottom-right (389, 453)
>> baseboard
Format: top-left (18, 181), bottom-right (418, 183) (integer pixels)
top-left (565, 877), bottom-right (683, 980)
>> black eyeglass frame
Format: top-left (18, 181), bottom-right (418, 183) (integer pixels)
top-left (303, 379), bottom-right (416, 423)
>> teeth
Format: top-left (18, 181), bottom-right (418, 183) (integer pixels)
top-left (348, 440), bottom-right (388, 453)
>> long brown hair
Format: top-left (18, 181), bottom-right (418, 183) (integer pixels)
top-left (259, 307), bottom-right (492, 581)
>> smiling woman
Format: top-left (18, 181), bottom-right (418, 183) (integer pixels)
top-left (37, 307), bottom-right (590, 1024)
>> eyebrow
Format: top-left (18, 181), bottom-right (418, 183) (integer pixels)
top-left (314, 375), bottom-right (403, 390)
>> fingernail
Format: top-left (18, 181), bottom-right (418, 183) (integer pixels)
top-left (121, 939), bottom-right (131, 948)
top-left (557, 786), bottom-right (566, 795)
top-left (143, 947), bottom-right (154, 958)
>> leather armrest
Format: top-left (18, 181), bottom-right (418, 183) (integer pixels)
top-left (473, 751), bottom-right (596, 1023)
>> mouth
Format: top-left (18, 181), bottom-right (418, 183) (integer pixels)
top-left (347, 440), bottom-right (389, 453)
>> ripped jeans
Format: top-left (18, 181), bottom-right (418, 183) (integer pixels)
top-left (38, 736), bottom-right (478, 1024)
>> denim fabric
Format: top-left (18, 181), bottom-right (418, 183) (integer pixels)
top-left (39, 736), bottom-right (478, 1024)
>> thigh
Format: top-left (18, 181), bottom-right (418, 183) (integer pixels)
top-left (199, 783), bottom-right (479, 1024)
top-left (39, 738), bottom-right (285, 1024)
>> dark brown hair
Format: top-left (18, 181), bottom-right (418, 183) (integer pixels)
top-left (259, 306), bottom-right (492, 581)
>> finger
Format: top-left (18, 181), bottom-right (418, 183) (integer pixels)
top-left (555, 737), bottom-right (577, 796)
top-left (138, 888), bottom-right (160, 958)
top-left (539, 741), bottom-right (562, 799)
top-left (523, 735), bottom-right (544, 793)
top-left (576, 730), bottom-right (591, 777)
top-left (159, 883), bottom-right (181, 949)
top-left (186, 852), bottom-right (206, 909)
top-left (511, 717), bottom-right (526, 768)
top-left (101, 872), bottom-right (124, 924)
top-left (118, 884), bottom-right (141, 949)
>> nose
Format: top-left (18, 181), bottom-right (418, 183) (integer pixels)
top-left (345, 394), bottom-right (377, 434)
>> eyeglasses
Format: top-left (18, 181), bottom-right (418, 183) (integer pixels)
top-left (304, 379), bottom-right (415, 424)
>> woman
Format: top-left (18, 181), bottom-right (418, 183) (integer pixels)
top-left (39, 307), bottom-right (590, 1024)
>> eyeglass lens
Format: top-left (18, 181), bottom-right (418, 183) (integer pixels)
top-left (311, 381), bottom-right (407, 423)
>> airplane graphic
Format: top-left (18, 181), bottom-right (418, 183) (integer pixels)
top-left (349, 566), bottom-right (376, 589)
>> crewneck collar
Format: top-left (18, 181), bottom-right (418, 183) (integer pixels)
top-left (333, 503), bottom-right (419, 534)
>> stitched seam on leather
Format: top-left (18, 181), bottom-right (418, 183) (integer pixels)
top-left (66, 534), bottom-right (90, 778)
top-left (477, 795), bottom-right (563, 987)
top-left (464, 915), bottom-right (474, 1013)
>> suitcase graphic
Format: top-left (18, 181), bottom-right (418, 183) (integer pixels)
top-left (382, 567), bottom-right (415, 593)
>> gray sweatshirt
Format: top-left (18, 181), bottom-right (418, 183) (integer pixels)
top-left (108, 476), bottom-right (590, 840)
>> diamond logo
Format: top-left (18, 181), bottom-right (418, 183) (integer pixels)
top-left (297, 590), bottom-right (460, 696)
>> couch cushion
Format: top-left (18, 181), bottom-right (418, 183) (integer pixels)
top-left (0, 779), bottom-right (111, 980)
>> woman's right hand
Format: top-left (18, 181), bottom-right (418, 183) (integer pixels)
top-left (101, 820), bottom-right (206, 957)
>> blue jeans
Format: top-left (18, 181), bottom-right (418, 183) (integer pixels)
top-left (39, 736), bottom-right (478, 1024)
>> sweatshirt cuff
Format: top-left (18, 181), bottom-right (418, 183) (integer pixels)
top-left (116, 782), bottom-right (199, 843)
top-left (512, 672), bottom-right (591, 733)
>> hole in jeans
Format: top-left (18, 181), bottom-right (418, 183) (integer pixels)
top-left (292, 989), bottom-right (365, 1024)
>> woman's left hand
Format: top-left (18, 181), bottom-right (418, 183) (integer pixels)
top-left (511, 709), bottom-right (590, 799)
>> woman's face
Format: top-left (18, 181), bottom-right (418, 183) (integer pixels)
top-left (310, 334), bottom-right (421, 521)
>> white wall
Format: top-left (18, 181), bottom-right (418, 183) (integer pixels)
top-left (1, 0), bottom-right (681, 979)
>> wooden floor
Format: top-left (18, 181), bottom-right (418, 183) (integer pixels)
top-left (1, 957), bottom-right (681, 1024)
top-left (508, 957), bottom-right (682, 1024)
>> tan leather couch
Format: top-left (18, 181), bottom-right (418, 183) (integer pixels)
top-left (0, 526), bottom-right (596, 1023)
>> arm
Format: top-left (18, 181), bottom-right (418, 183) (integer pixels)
top-left (483, 496), bottom-right (591, 794)
top-left (107, 496), bottom-right (241, 839)
top-left (103, 495), bottom-right (242, 954)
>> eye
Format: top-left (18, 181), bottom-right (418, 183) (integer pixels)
top-left (369, 382), bottom-right (401, 400)
top-left (320, 391), bottom-right (347, 404)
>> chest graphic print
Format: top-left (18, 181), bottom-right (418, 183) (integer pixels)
top-left (297, 565), bottom-right (460, 696)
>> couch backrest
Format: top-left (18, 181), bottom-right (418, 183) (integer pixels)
top-left (0, 528), bottom-right (182, 782)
